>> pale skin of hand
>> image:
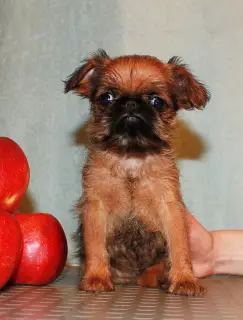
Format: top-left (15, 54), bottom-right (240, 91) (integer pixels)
top-left (188, 214), bottom-right (243, 278)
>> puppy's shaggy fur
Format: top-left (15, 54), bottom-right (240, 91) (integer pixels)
top-left (65, 50), bottom-right (210, 296)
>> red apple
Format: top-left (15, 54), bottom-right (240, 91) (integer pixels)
top-left (0, 210), bottom-right (22, 289)
top-left (0, 137), bottom-right (30, 212)
top-left (11, 213), bottom-right (68, 285)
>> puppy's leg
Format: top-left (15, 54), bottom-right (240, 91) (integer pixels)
top-left (135, 189), bottom-right (205, 296)
top-left (137, 261), bottom-right (167, 288)
top-left (80, 200), bottom-right (114, 292)
top-left (161, 202), bottom-right (205, 296)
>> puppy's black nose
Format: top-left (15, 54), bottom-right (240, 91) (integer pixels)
top-left (125, 100), bottom-right (137, 109)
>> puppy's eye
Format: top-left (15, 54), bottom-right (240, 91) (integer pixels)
top-left (148, 96), bottom-right (165, 109)
top-left (99, 92), bottom-right (115, 105)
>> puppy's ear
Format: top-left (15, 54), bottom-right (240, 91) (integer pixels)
top-left (64, 49), bottom-right (110, 96)
top-left (168, 57), bottom-right (210, 110)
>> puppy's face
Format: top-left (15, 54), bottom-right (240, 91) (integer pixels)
top-left (65, 50), bottom-right (210, 154)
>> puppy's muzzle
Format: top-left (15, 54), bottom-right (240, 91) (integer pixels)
top-left (111, 99), bottom-right (151, 134)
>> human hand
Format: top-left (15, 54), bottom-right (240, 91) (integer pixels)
top-left (187, 214), bottom-right (214, 278)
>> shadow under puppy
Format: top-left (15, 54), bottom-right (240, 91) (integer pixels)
top-left (65, 50), bottom-right (210, 296)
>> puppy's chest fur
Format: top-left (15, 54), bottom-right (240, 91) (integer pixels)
top-left (122, 158), bottom-right (142, 179)
top-left (85, 151), bottom-right (176, 227)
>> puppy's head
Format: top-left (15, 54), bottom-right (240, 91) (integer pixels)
top-left (65, 49), bottom-right (210, 154)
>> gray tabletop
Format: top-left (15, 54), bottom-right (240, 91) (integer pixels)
top-left (0, 267), bottom-right (242, 320)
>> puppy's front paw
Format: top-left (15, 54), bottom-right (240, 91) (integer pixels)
top-left (168, 279), bottom-right (206, 296)
top-left (80, 277), bottom-right (115, 292)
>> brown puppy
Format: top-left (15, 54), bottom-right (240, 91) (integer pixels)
top-left (65, 50), bottom-right (210, 296)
